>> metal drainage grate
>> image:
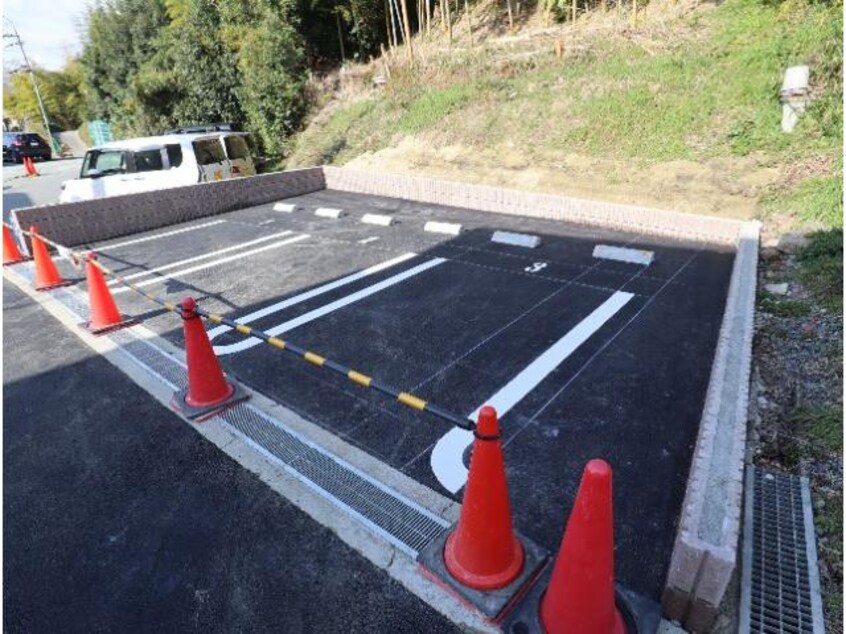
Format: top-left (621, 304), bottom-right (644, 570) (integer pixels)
top-left (219, 404), bottom-right (449, 556)
top-left (740, 466), bottom-right (825, 633)
top-left (35, 278), bottom-right (450, 558)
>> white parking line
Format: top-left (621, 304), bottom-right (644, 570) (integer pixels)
top-left (208, 252), bottom-right (418, 342)
top-left (214, 257), bottom-right (447, 355)
top-left (96, 220), bottom-right (226, 251)
top-left (108, 231), bottom-right (294, 285)
top-left (112, 234), bottom-right (310, 294)
top-left (109, 231), bottom-right (294, 285)
top-left (430, 290), bottom-right (635, 493)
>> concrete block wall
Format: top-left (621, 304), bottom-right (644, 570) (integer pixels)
top-left (323, 166), bottom-right (743, 245)
top-left (11, 167), bottom-right (325, 248)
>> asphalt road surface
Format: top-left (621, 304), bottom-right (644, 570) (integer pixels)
top-left (2, 158), bottom-right (82, 222)
top-left (3, 280), bottom-right (460, 634)
top-left (52, 189), bottom-right (735, 600)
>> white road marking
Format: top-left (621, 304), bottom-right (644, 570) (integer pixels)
top-left (112, 234), bottom-right (310, 294)
top-left (593, 244), bottom-right (654, 266)
top-left (424, 221), bottom-right (462, 236)
top-left (524, 262), bottom-right (548, 273)
top-left (430, 290), bottom-right (635, 493)
top-left (108, 231), bottom-right (294, 285)
top-left (315, 207), bottom-right (346, 219)
top-left (95, 220), bottom-right (226, 251)
top-left (361, 213), bottom-right (396, 227)
top-left (207, 252), bottom-right (418, 342)
top-left (358, 237), bottom-right (380, 245)
top-left (491, 231), bottom-right (541, 249)
top-left (214, 257), bottom-right (447, 355)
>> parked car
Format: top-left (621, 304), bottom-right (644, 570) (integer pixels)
top-left (59, 131), bottom-right (256, 203)
top-left (3, 132), bottom-right (52, 163)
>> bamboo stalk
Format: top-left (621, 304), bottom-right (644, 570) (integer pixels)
top-left (336, 11), bottom-right (346, 62)
top-left (399, 0), bottom-right (415, 62)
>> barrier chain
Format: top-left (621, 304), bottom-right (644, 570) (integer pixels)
top-left (6, 223), bottom-right (475, 431)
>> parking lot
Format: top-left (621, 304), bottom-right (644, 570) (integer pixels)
top-left (40, 188), bottom-right (737, 601)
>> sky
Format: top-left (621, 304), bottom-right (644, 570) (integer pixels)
top-left (3, 0), bottom-right (90, 71)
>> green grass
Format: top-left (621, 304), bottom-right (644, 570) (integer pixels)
top-left (790, 405), bottom-right (843, 456)
top-left (290, 0), bottom-right (842, 170)
top-left (397, 84), bottom-right (482, 134)
top-left (758, 293), bottom-right (811, 317)
top-left (766, 168), bottom-right (844, 229)
top-left (798, 229), bottom-right (843, 311)
top-left (782, 404), bottom-right (842, 630)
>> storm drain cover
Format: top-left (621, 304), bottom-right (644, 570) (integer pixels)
top-left (740, 466), bottom-right (825, 633)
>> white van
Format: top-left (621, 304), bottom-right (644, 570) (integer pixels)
top-left (59, 131), bottom-right (256, 203)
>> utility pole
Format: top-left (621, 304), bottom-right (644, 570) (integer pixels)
top-left (3, 19), bottom-right (54, 147)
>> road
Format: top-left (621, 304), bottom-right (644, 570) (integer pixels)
top-left (3, 279), bottom-right (459, 633)
top-left (2, 158), bottom-right (82, 222)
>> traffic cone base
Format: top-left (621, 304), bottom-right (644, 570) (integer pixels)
top-left (3, 226), bottom-right (29, 265)
top-left (82, 316), bottom-right (138, 335)
top-left (417, 526), bottom-right (549, 622)
top-left (171, 379), bottom-right (249, 421)
top-left (501, 568), bottom-right (660, 634)
top-left (171, 296), bottom-right (249, 421)
top-left (444, 530), bottom-right (524, 591)
top-left (35, 279), bottom-right (73, 291)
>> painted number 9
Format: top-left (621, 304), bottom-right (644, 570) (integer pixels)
top-left (524, 261), bottom-right (548, 273)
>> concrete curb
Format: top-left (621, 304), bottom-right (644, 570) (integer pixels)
top-left (662, 221), bottom-right (759, 631)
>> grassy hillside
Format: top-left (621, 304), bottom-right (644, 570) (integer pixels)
top-left (289, 0), bottom-right (841, 230)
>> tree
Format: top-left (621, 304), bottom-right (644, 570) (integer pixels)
top-left (3, 62), bottom-right (86, 134)
top-left (80, 0), bottom-right (170, 136)
top-left (236, 4), bottom-right (308, 156)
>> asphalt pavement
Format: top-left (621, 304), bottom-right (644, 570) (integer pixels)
top-left (2, 158), bottom-right (82, 221)
top-left (3, 280), bottom-right (460, 634)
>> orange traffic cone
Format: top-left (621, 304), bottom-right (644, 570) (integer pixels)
top-left (25, 156), bottom-right (38, 176)
top-left (540, 459), bottom-right (627, 634)
top-left (82, 253), bottom-right (135, 334)
top-left (3, 225), bottom-right (28, 265)
top-left (444, 406), bottom-right (525, 590)
top-left (30, 226), bottom-right (72, 291)
top-left (171, 296), bottom-right (247, 419)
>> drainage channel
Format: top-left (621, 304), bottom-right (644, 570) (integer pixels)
top-left (17, 266), bottom-right (450, 557)
top-left (740, 465), bottom-right (825, 634)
